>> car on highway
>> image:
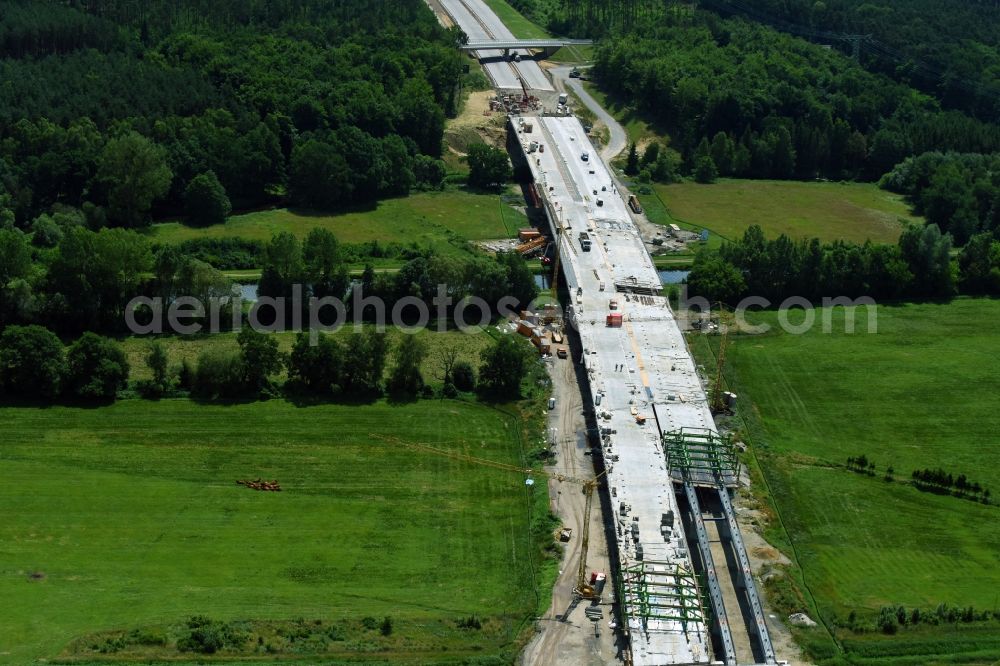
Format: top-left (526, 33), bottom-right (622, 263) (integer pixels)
top-left (581, 151), bottom-right (589, 162)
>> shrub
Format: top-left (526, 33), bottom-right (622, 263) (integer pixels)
top-left (178, 625), bottom-right (224, 654)
top-left (176, 238), bottom-right (264, 270)
top-left (192, 349), bottom-right (244, 399)
top-left (178, 358), bottom-right (195, 390)
top-left (452, 360), bottom-right (475, 392)
top-left (65, 333), bottom-right (129, 400)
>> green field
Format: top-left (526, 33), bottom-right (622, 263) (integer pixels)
top-left (0, 397), bottom-right (546, 663)
top-left (691, 299), bottom-right (1000, 662)
top-left (481, 0), bottom-right (549, 39)
top-left (547, 45), bottom-right (593, 63)
top-left (653, 179), bottom-right (919, 244)
top-left (150, 188), bottom-right (526, 254)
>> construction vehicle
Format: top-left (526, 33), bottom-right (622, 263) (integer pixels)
top-left (545, 210), bottom-right (563, 311)
top-left (369, 433), bottom-right (605, 600)
top-left (627, 194), bottom-right (642, 214)
top-left (518, 74), bottom-right (532, 108)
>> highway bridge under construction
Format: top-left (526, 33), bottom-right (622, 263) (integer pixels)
top-left (511, 115), bottom-right (781, 666)
top-left (432, 0), bottom-right (784, 662)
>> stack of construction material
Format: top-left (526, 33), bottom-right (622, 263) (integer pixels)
top-left (236, 478), bottom-right (282, 492)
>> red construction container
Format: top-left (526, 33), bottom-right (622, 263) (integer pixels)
top-left (606, 312), bottom-right (623, 327)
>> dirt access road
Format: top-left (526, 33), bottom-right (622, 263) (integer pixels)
top-left (520, 354), bottom-right (624, 666)
top-left (550, 66), bottom-right (626, 163)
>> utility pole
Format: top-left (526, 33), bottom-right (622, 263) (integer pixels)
top-left (842, 34), bottom-right (869, 61)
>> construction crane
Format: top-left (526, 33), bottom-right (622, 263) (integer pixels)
top-left (370, 433), bottom-right (604, 599)
top-left (518, 73), bottom-right (531, 106)
top-left (575, 476), bottom-right (599, 598)
top-left (549, 228), bottom-right (563, 304)
top-left (709, 303), bottom-right (735, 414)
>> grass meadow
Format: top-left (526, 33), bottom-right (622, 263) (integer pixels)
top-left (689, 299), bottom-right (1000, 663)
top-left (652, 179), bottom-right (919, 245)
top-left (0, 397), bottom-right (547, 663)
top-left (150, 188), bottom-right (526, 256)
top-left (481, 0), bottom-right (549, 39)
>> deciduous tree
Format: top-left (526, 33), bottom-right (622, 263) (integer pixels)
top-left (65, 332), bottom-right (129, 400)
top-left (466, 143), bottom-right (511, 191)
top-left (96, 131), bottom-right (172, 227)
top-left (478, 335), bottom-right (526, 398)
top-left (0, 325), bottom-right (65, 399)
top-left (184, 171), bottom-right (231, 227)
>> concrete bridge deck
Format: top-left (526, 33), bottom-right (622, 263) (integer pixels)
top-left (513, 114), bottom-right (779, 666)
top-left (460, 38), bottom-right (593, 50)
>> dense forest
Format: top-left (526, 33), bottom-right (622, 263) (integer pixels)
top-left (701, 0), bottom-right (1000, 122)
top-left (518, 0), bottom-right (1000, 124)
top-left (593, 13), bottom-right (1000, 183)
top-left (881, 152), bottom-right (1000, 244)
top-left (0, 0), bottom-right (463, 228)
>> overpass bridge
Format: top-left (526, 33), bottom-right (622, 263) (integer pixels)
top-left (460, 38), bottom-right (593, 56)
top-left (511, 114), bottom-right (781, 666)
top-left (436, 0), bottom-right (554, 91)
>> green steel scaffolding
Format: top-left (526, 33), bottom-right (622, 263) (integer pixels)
top-left (662, 428), bottom-right (741, 487)
top-left (618, 561), bottom-right (709, 634)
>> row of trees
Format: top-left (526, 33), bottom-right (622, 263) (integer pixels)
top-left (911, 468), bottom-right (992, 505)
top-left (170, 236), bottom-right (432, 272)
top-left (0, 0), bottom-right (461, 227)
top-left (686, 223), bottom-right (975, 305)
top-left (881, 152), bottom-right (1000, 245)
top-left (249, 230), bottom-right (537, 326)
top-left (0, 322), bottom-right (532, 405)
top-left (0, 325), bottom-right (128, 400)
top-left (845, 455), bottom-right (878, 477)
top-left (0, 220), bottom-right (539, 335)
top-left (593, 13), bottom-right (1000, 182)
top-left (842, 457), bottom-right (992, 506)
top-left (871, 603), bottom-right (999, 636)
top-left (194, 330), bottom-right (527, 401)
